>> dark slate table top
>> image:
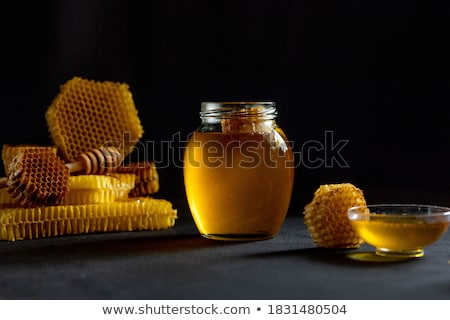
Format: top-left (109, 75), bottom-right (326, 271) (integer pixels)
top-left (1, 198), bottom-right (449, 300)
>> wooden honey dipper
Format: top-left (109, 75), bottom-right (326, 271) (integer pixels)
top-left (65, 146), bottom-right (123, 175)
top-left (0, 147), bottom-right (123, 207)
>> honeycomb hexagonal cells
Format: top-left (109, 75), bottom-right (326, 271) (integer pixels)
top-left (7, 148), bottom-right (70, 207)
top-left (46, 77), bottom-right (144, 163)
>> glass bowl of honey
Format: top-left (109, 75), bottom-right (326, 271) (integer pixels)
top-left (347, 204), bottom-right (450, 258)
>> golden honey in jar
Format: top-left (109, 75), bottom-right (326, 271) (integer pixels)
top-left (183, 102), bottom-right (294, 240)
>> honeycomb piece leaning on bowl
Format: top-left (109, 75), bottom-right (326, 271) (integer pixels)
top-left (303, 183), bottom-right (367, 249)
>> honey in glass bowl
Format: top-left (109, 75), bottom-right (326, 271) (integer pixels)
top-left (348, 204), bottom-right (450, 258)
top-left (183, 102), bottom-right (295, 241)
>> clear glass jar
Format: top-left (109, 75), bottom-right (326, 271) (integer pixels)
top-left (183, 102), bottom-right (295, 241)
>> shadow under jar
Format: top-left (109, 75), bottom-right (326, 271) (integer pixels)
top-left (183, 102), bottom-right (295, 241)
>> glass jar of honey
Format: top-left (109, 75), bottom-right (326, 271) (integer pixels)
top-left (183, 102), bottom-right (295, 240)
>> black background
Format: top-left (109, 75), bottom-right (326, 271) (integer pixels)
top-left (2, 0), bottom-right (449, 217)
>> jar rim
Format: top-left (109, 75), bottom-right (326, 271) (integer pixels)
top-left (200, 101), bottom-right (277, 123)
top-left (201, 101), bottom-right (276, 111)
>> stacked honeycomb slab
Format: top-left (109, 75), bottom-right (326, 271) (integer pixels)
top-left (0, 197), bottom-right (177, 241)
top-left (0, 172), bottom-right (176, 241)
top-left (62, 174), bottom-right (136, 205)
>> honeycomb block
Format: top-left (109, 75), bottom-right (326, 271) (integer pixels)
top-left (0, 198), bottom-right (177, 241)
top-left (303, 183), bottom-right (367, 249)
top-left (7, 149), bottom-right (70, 207)
top-left (45, 77), bottom-right (144, 163)
top-left (1, 144), bottom-right (57, 175)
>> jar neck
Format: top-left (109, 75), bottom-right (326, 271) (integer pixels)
top-left (200, 102), bottom-right (277, 124)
